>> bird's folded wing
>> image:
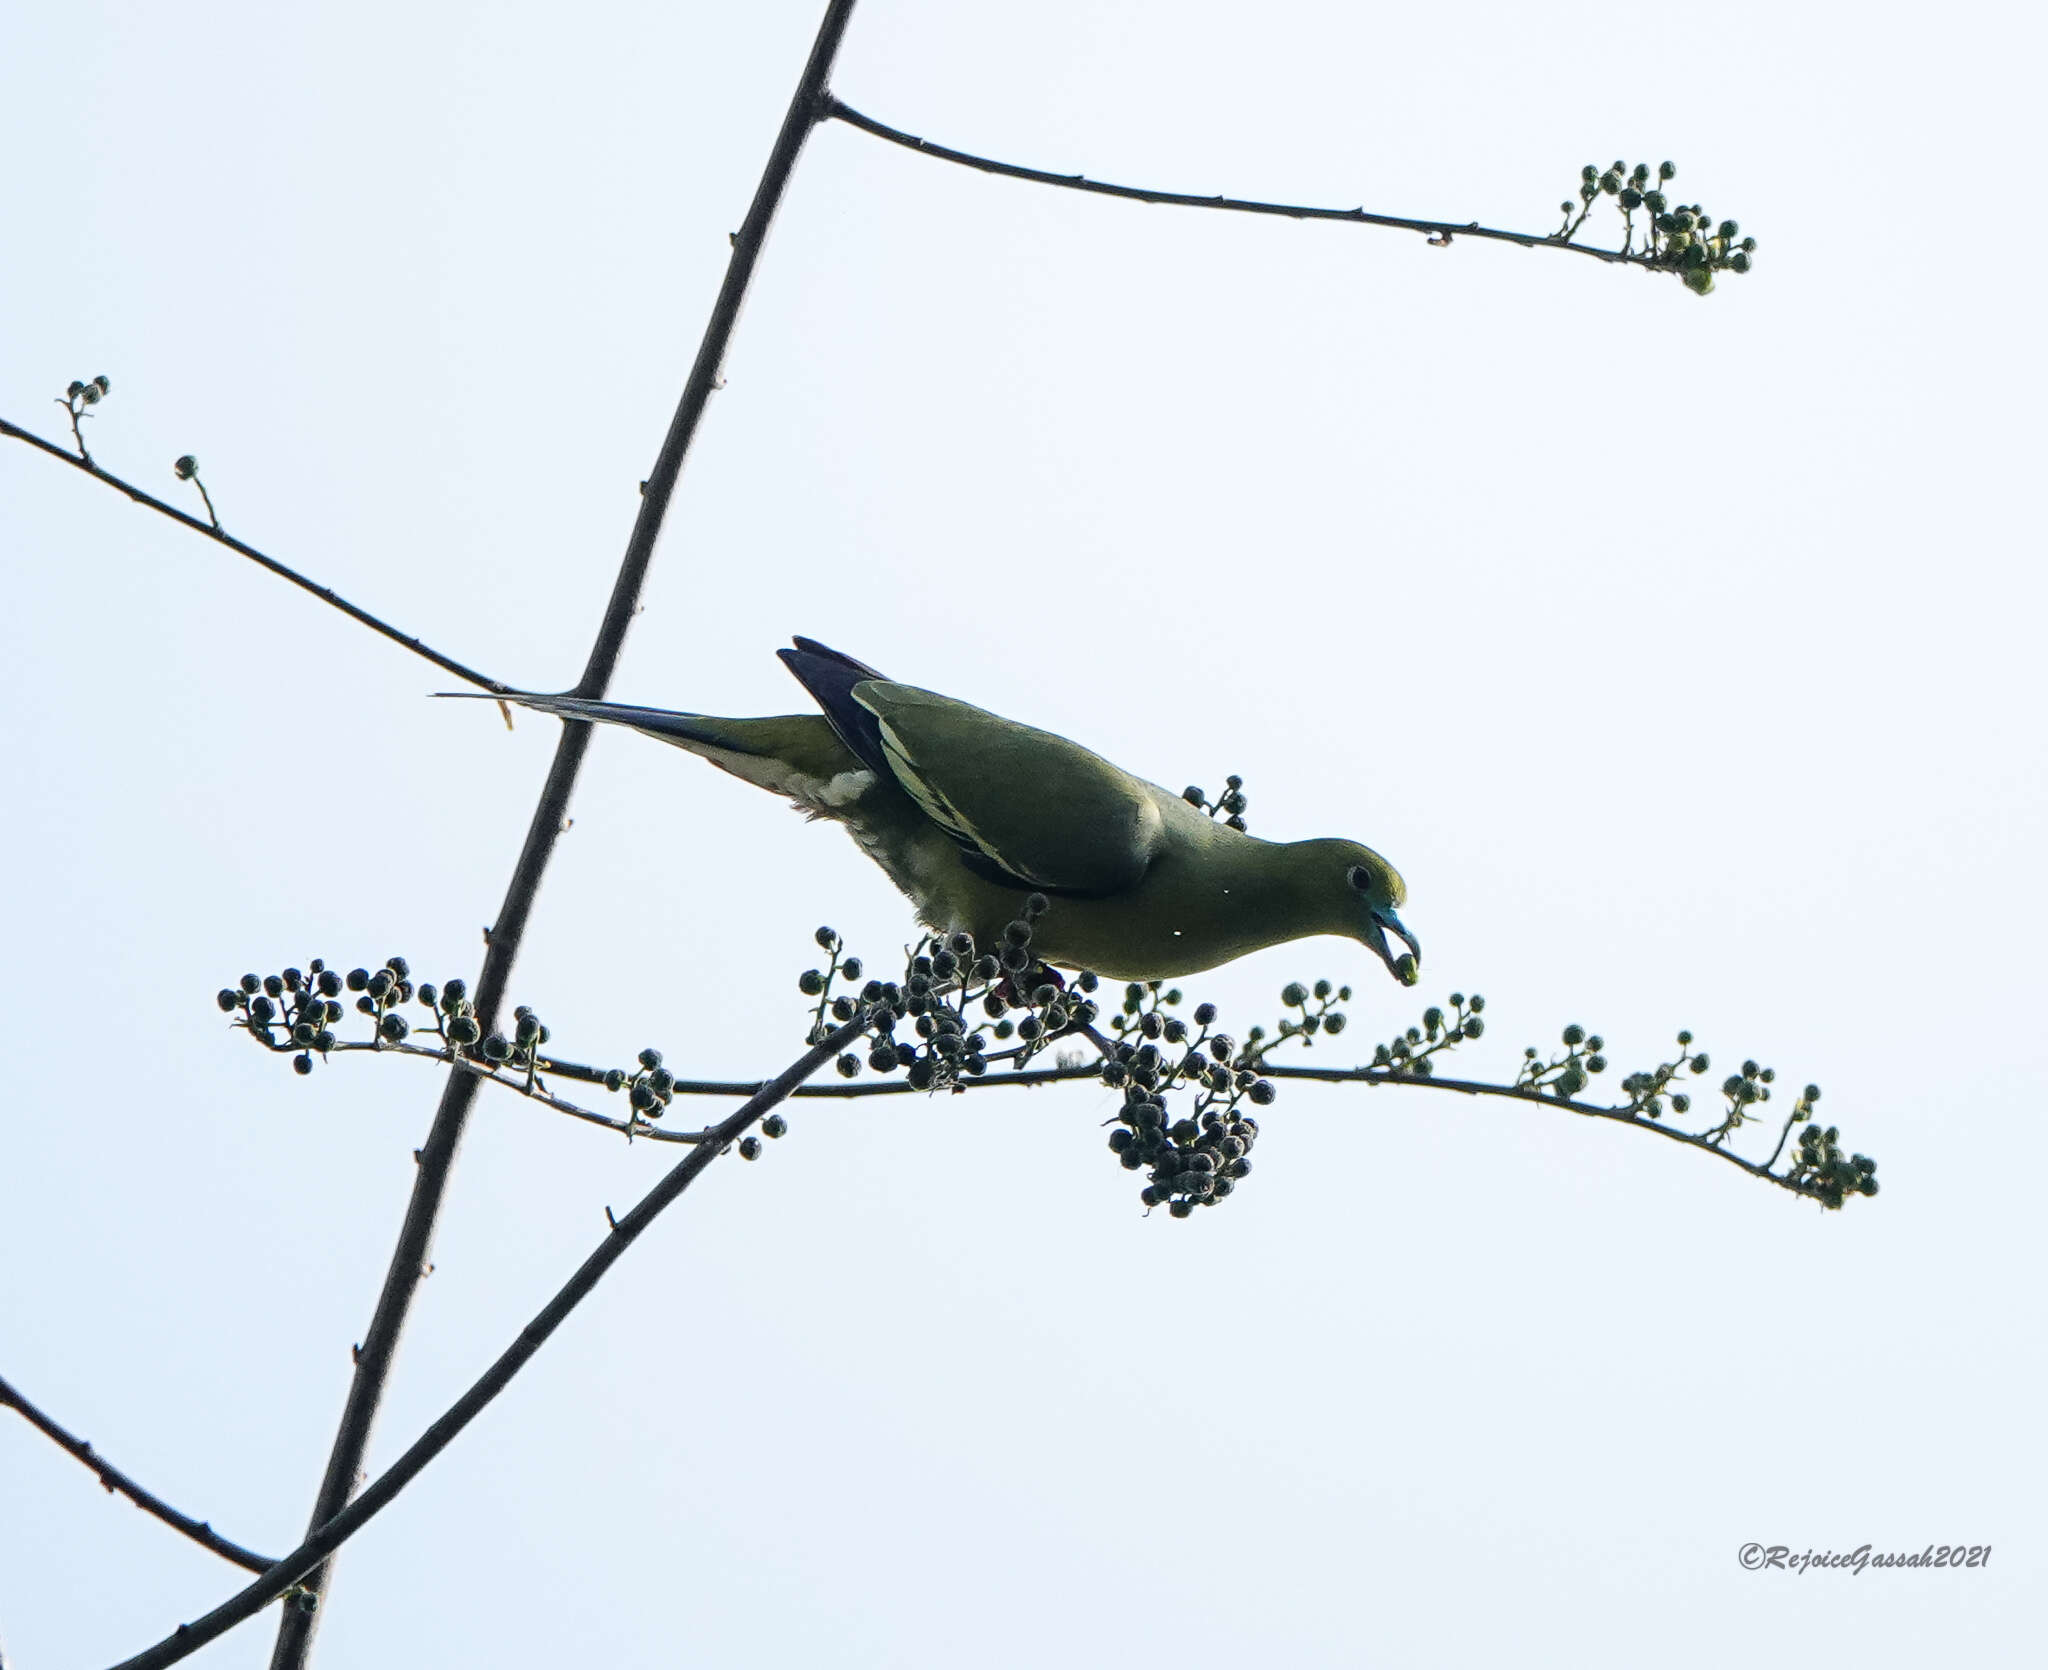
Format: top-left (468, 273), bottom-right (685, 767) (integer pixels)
top-left (852, 683), bottom-right (1164, 896)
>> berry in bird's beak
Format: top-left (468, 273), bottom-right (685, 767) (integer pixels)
top-left (1363, 906), bottom-right (1422, 984)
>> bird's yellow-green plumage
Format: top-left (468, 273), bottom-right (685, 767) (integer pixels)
top-left (452, 639), bottom-right (1419, 985)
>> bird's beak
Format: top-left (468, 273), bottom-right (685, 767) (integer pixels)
top-left (1364, 908), bottom-right (1422, 986)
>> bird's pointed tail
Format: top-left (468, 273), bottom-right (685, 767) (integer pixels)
top-left (436, 689), bottom-right (736, 746)
top-left (437, 688), bottom-right (865, 805)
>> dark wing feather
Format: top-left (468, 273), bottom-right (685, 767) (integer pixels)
top-left (778, 638), bottom-right (893, 777)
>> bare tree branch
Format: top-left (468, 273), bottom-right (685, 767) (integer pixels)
top-left (0, 1371), bottom-right (275, 1574)
top-left (825, 97), bottom-right (1653, 269)
top-left (0, 416), bottom-right (509, 694)
top-left (103, 1013), bottom-right (871, 1670)
top-left (258, 5), bottom-right (866, 1664)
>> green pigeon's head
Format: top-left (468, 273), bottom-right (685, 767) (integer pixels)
top-left (1327, 841), bottom-right (1420, 985)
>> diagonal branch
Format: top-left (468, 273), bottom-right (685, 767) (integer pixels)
top-left (0, 1371), bottom-right (276, 1575)
top-left (0, 416), bottom-right (509, 694)
top-left (260, 4), bottom-right (864, 1665)
top-left (102, 1013), bottom-right (871, 1670)
top-left (825, 97), bottom-right (1652, 269)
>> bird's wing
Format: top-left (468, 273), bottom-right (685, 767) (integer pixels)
top-left (849, 682), bottom-right (1165, 896)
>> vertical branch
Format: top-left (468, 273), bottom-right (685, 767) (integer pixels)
top-left (265, 5), bottom-right (862, 1666)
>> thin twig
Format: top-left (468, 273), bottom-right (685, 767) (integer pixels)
top-left (278, 1001), bottom-right (1806, 1188)
top-left (260, 5), bottom-right (864, 1664)
top-left (0, 1370), bottom-right (275, 1574)
top-left (295, 1016), bottom-right (1806, 1193)
top-left (0, 416), bottom-right (509, 693)
top-left (1253, 1063), bottom-right (1789, 1184)
top-left (60, 395), bottom-right (95, 463)
top-left (104, 1014), bottom-right (872, 1670)
top-left (825, 98), bottom-right (1656, 270)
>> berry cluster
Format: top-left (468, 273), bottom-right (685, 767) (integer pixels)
top-left (1785, 1116), bottom-right (1879, 1207)
top-left (1365, 991), bottom-right (1485, 1077)
top-left (1103, 986), bottom-right (1269, 1216)
top-left (799, 900), bottom-right (1102, 1093)
top-left (1517, 1022), bottom-right (1609, 1098)
top-left (219, 955), bottom-right (556, 1084)
top-left (1180, 774), bottom-right (1249, 832)
top-left (1700, 1055), bottom-right (1782, 1144)
top-left (594, 1046), bottom-right (791, 1155)
top-left (63, 375), bottom-right (110, 413)
top-left (1617, 1031), bottom-right (1711, 1119)
top-left (1555, 161), bottom-right (1755, 295)
top-left (217, 960), bottom-right (348, 1075)
top-left (212, 943), bottom-right (1884, 1215)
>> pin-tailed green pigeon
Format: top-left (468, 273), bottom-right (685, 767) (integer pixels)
top-left (456, 639), bottom-right (1418, 984)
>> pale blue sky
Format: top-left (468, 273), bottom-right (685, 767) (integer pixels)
top-left (3, 2), bottom-right (2041, 1666)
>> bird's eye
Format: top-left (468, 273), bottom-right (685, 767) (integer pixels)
top-left (1347, 864), bottom-right (1371, 891)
